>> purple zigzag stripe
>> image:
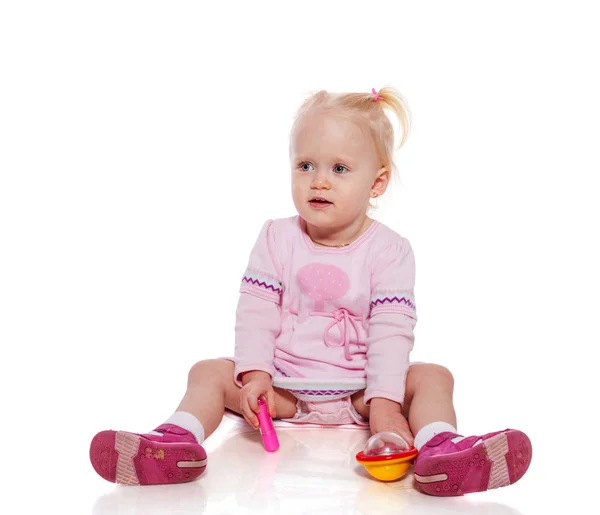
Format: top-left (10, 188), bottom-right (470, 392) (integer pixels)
top-left (242, 276), bottom-right (282, 294)
top-left (370, 296), bottom-right (415, 310)
top-left (288, 389), bottom-right (357, 396)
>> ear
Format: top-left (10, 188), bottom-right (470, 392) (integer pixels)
top-left (371, 166), bottom-right (390, 197)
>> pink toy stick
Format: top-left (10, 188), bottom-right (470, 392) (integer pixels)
top-left (257, 397), bottom-right (279, 452)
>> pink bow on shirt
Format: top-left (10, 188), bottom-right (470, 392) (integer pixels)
top-left (311, 308), bottom-right (363, 361)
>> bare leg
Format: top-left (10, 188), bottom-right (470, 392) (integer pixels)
top-left (402, 363), bottom-right (457, 435)
top-left (176, 359), bottom-right (297, 439)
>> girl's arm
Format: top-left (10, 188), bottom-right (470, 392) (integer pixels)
top-left (233, 220), bottom-right (283, 387)
top-left (364, 237), bottom-right (417, 407)
top-left (234, 292), bottom-right (280, 385)
top-left (364, 311), bottom-right (416, 406)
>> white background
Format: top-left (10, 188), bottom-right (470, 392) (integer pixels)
top-left (1, 1), bottom-right (598, 514)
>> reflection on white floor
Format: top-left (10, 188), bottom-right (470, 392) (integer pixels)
top-left (92, 413), bottom-right (525, 515)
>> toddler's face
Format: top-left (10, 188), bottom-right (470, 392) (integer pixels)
top-left (290, 109), bottom-right (381, 231)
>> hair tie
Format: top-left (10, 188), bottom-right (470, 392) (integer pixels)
top-left (371, 88), bottom-right (382, 102)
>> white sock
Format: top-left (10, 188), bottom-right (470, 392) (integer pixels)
top-left (147, 411), bottom-right (205, 444)
top-left (414, 421), bottom-right (458, 451)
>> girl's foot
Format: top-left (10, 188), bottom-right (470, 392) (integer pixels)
top-left (89, 423), bottom-right (207, 485)
top-left (413, 429), bottom-right (532, 496)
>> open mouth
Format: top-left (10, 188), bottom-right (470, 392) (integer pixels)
top-left (309, 197), bottom-right (333, 206)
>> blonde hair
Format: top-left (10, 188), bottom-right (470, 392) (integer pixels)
top-left (290, 85), bottom-right (412, 178)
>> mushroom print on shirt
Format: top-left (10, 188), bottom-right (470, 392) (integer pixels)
top-left (297, 263), bottom-right (350, 312)
top-left (297, 264), bottom-right (364, 363)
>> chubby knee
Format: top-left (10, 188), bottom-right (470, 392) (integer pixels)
top-left (188, 359), bottom-right (233, 386)
top-left (409, 363), bottom-right (454, 390)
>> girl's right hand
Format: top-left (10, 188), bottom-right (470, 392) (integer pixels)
top-left (239, 370), bottom-right (276, 429)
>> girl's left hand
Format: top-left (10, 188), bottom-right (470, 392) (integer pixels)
top-left (368, 398), bottom-right (414, 447)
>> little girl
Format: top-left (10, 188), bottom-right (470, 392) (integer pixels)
top-left (90, 86), bottom-right (532, 496)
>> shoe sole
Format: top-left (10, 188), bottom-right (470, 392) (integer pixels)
top-left (90, 430), bottom-right (207, 485)
top-left (413, 429), bottom-right (532, 496)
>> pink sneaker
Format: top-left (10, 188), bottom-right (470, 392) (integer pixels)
top-left (89, 423), bottom-right (207, 485)
top-left (413, 428), bottom-right (532, 496)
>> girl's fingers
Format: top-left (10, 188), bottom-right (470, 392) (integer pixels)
top-left (240, 383), bottom-right (275, 428)
top-left (244, 408), bottom-right (258, 428)
top-left (401, 429), bottom-right (415, 447)
top-left (247, 392), bottom-right (259, 413)
top-left (241, 396), bottom-right (259, 428)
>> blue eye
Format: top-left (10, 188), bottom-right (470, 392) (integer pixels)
top-left (298, 162), bottom-right (348, 174)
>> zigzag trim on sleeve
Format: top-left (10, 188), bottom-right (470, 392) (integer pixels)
top-left (240, 268), bottom-right (282, 303)
top-left (370, 290), bottom-right (416, 317)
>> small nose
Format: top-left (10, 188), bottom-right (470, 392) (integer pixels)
top-left (310, 168), bottom-right (331, 190)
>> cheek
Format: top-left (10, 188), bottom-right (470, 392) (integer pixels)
top-left (291, 177), bottom-right (304, 201)
top-left (344, 180), bottom-right (371, 201)
top-left (292, 173), bottom-right (308, 190)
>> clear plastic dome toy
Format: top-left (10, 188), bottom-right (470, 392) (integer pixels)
top-left (355, 432), bottom-right (418, 481)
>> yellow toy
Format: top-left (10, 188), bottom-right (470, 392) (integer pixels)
top-left (355, 432), bottom-right (418, 481)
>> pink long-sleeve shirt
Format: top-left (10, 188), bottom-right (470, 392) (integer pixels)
top-left (233, 216), bottom-right (417, 406)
